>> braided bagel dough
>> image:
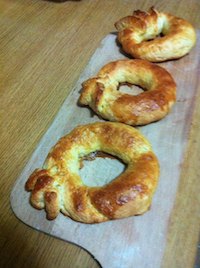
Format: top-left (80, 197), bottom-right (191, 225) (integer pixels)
top-left (25, 122), bottom-right (159, 223)
top-left (115, 7), bottom-right (196, 62)
top-left (79, 59), bottom-right (176, 126)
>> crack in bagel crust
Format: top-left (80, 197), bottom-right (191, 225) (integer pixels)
top-left (79, 59), bottom-right (176, 126)
top-left (25, 122), bottom-right (160, 223)
top-left (115, 7), bottom-right (196, 62)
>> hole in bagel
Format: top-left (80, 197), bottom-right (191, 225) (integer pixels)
top-left (118, 82), bottom-right (144, 95)
top-left (145, 32), bottom-right (165, 42)
top-left (79, 151), bottom-right (126, 187)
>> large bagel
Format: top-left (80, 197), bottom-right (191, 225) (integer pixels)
top-left (115, 7), bottom-right (196, 62)
top-left (79, 59), bottom-right (176, 126)
top-left (25, 122), bottom-right (159, 223)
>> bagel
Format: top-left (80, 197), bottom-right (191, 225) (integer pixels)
top-left (25, 122), bottom-right (159, 223)
top-left (79, 59), bottom-right (176, 126)
top-left (115, 7), bottom-right (196, 62)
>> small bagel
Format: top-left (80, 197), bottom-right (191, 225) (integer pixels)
top-left (79, 59), bottom-right (176, 126)
top-left (25, 122), bottom-right (159, 223)
top-left (115, 7), bottom-right (196, 62)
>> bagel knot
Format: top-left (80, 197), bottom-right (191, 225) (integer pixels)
top-left (79, 59), bottom-right (176, 126)
top-left (115, 7), bottom-right (196, 62)
top-left (25, 122), bottom-right (159, 223)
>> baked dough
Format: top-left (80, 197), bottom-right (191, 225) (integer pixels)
top-left (115, 7), bottom-right (196, 62)
top-left (79, 59), bottom-right (176, 126)
top-left (25, 122), bottom-right (159, 223)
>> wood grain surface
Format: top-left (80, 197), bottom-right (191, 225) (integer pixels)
top-left (1, 1), bottom-right (200, 268)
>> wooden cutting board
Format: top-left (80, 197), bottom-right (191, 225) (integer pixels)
top-left (10, 31), bottom-right (200, 268)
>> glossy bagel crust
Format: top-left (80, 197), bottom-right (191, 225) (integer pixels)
top-left (115, 7), bottom-right (196, 62)
top-left (25, 122), bottom-right (159, 223)
top-left (79, 59), bottom-right (176, 126)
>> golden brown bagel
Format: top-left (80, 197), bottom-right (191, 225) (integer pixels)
top-left (79, 59), bottom-right (176, 126)
top-left (25, 122), bottom-right (159, 223)
top-left (115, 7), bottom-right (196, 62)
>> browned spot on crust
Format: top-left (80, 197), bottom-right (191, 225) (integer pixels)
top-left (94, 82), bottom-right (104, 112)
top-left (44, 191), bottom-right (59, 220)
top-left (45, 191), bottom-right (57, 203)
top-left (33, 175), bottom-right (53, 192)
top-left (116, 184), bottom-right (147, 205)
top-left (72, 188), bottom-right (86, 213)
top-left (25, 169), bottom-right (49, 191)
